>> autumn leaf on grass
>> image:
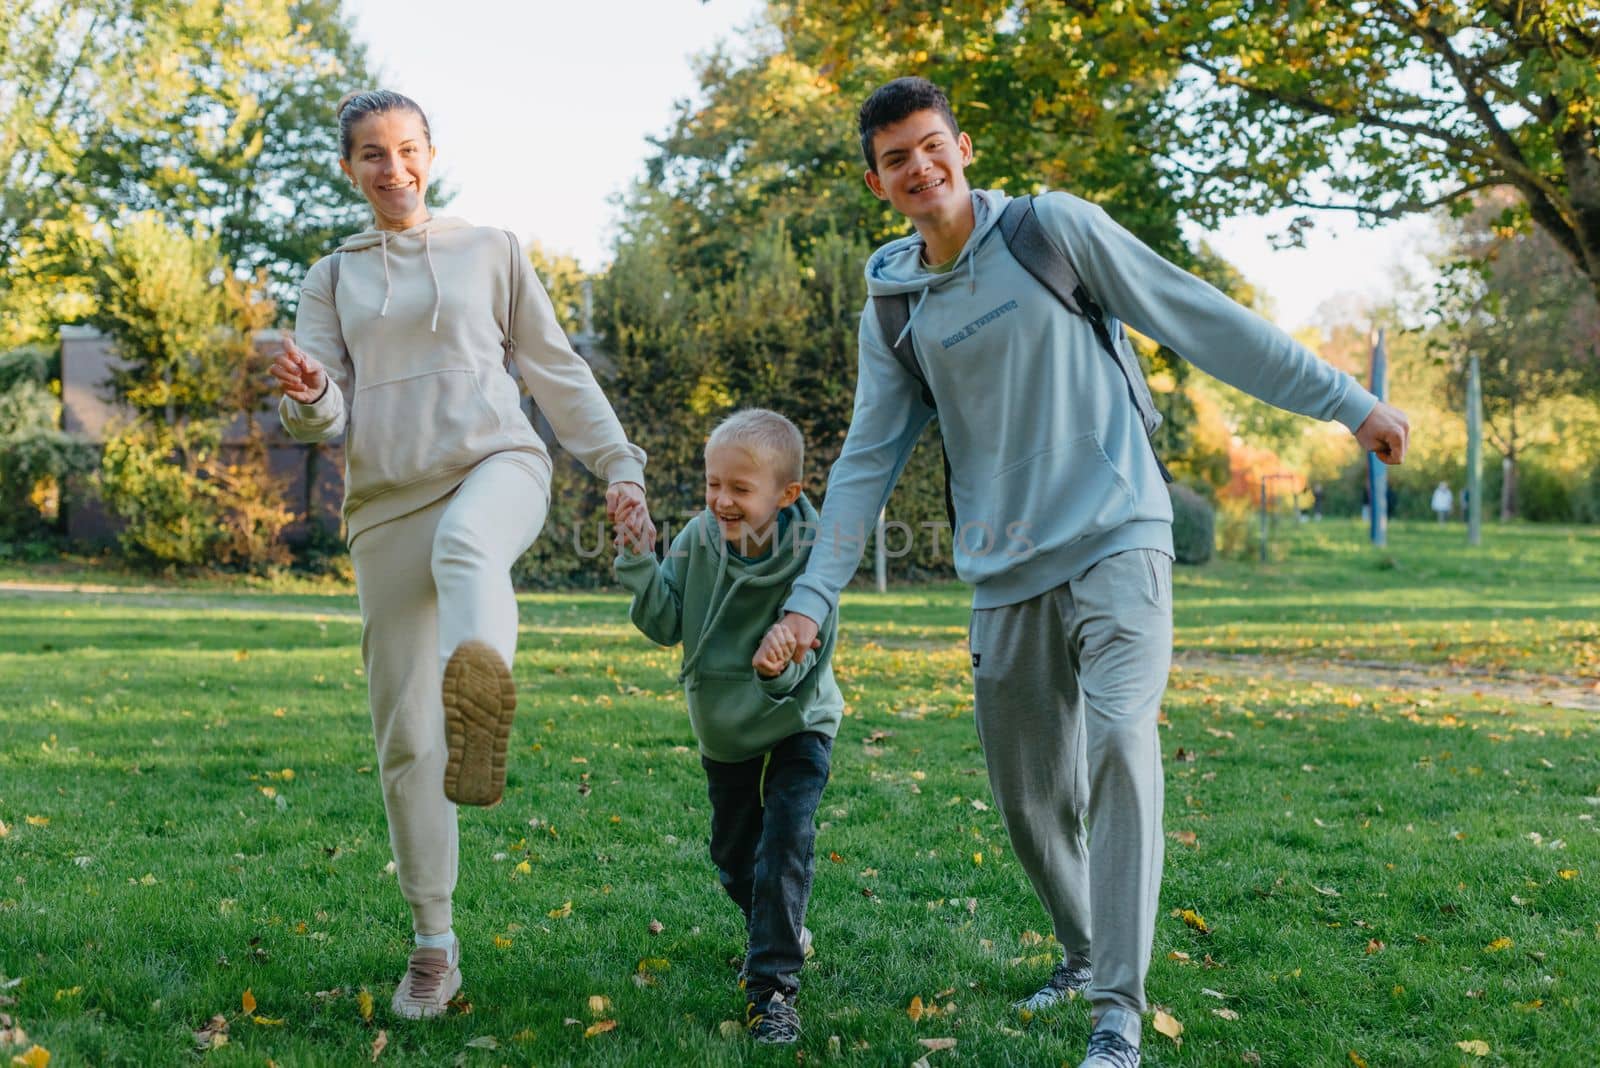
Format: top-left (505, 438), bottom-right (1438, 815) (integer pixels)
top-left (1557, 869), bottom-right (1577, 880)
top-left (24, 817), bottom-right (47, 828)
top-left (193, 1014), bottom-right (229, 1050)
top-left (10, 1046), bottom-right (50, 1068)
top-left (918, 1037), bottom-right (957, 1051)
top-left (547, 900), bottom-right (572, 919)
top-left (1348, 1052), bottom-right (1368, 1068)
top-left (1168, 830), bottom-right (1198, 848)
top-left (907, 995), bottom-right (925, 1022)
top-left (1456, 1039), bottom-right (1490, 1057)
top-left (357, 988), bottom-right (374, 1023)
top-left (1171, 908), bottom-right (1210, 934)
top-left (241, 989), bottom-right (257, 1015)
top-left (583, 1019), bottom-right (616, 1038)
top-left (465, 1035), bottom-right (499, 1050)
top-left (370, 1030), bottom-right (387, 1062)
top-left (587, 995), bottom-right (611, 1017)
top-left (1365, 939), bottom-right (1385, 955)
top-left (0, 819), bottom-right (9, 838)
top-left (1151, 1009), bottom-right (1183, 1047)
top-left (717, 1020), bottom-right (744, 1040)
top-left (1212, 1008), bottom-right (1240, 1021)
top-left (1485, 937), bottom-right (1514, 952)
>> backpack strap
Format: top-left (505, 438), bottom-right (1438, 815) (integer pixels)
top-left (999, 195), bottom-right (1172, 482)
top-left (871, 292), bottom-right (956, 528)
top-left (328, 250), bottom-right (341, 296)
top-left (501, 229), bottom-right (521, 376)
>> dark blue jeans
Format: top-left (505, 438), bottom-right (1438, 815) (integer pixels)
top-left (702, 730), bottom-right (833, 1000)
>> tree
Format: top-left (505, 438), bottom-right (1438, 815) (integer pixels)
top-left (1134, 1), bottom-right (1599, 301)
top-left (0, 346), bottom-right (94, 548)
top-left (91, 213), bottom-right (291, 569)
top-left (1431, 192), bottom-right (1600, 517)
top-left (1, 0), bottom-right (375, 339)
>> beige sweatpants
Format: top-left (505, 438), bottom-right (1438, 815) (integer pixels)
top-left (350, 453), bottom-right (550, 935)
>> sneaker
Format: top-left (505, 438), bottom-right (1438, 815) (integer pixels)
top-left (441, 640), bottom-right (516, 806)
top-left (390, 939), bottom-right (461, 1020)
top-left (1079, 1007), bottom-right (1142, 1068)
top-left (746, 990), bottom-right (801, 1044)
top-left (1013, 956), bottom-right (1093, 1012)
top-left (738, 925), bottom-right (813, 982)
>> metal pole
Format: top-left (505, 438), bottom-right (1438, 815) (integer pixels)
top-left (1259, 477), bottom-right (1269, 562)
top-left (1466, 353), bottom-right (1483, 547)
top-left (1367, 328), bottom-right (1389, 547)
top-left (874, 507), bottom-right (887, 593)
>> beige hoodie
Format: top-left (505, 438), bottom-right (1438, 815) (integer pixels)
top-left (279, 216), bottom-right (646, 541)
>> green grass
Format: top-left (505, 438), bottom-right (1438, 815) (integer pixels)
top-left (1, 521), bottom-right (1597, 1066)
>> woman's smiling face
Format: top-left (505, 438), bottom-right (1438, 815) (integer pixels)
top-left (340, 109), bottom-right (435, 231)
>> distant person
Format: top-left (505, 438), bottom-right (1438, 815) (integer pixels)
top-left (1311, 482), bottom-right (1325, 520)
top-left (1460, 485), bottom-right (1471, 518)
top-left (613, 410), bottom-right (842, 1045)
top-left (268, 88), bottom-right (653, 1019)
top-left (1386, 483), bottom-right (1398, 519)
top-left (1431, 481), bottom-right (1453, 523)
top-left (761, 77), bottom-right (1410, 1068)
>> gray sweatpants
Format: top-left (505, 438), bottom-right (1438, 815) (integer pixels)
top-left (969, 548), bottom-right (1172, 1016)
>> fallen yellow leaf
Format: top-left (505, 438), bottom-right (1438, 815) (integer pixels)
top-left (907, 995), bottom-right (925, 1022)
top-left (1173, 908), bottom-right (1210, 934)
top-left (24, 816), bottom-right (47, 828)
top-left (241, 989), bottom-right (256, 1015)
top-left (1485, 937), bottom-right (1514, 952)
top-left (1557, 869), bottom-right (1577, 880)
top-left (548, 900), bottom-right (572, 919)
top-left (370, 1029), bottom-right (388, 1061)
top-left (251, 1016), bottom-right (284, 1027)
top-left (357, 988), bottom-right (373, 1023)
top-left (587, 995), bottom-right (611, 1016)
top-left (918, 1037), bottom-right (957, 1051)
top-left (1152, 1009), bottom-right (1183, 1046)
top-left (10, 1046), bottom-right (50, 1068)
top-left (1456, 1039), bottom-right (1490, 1056)
top-left (514, 860), bottom-right (532, 876)
top-left (1348, 1052), bottom-right (1368, 1068)
top-left (492, 935), bottom-right (513, 948)
top-left (1365, 939), bottom-right (1385, 954)
top-left (583, 1019), bottom-right (616, 1038)
top-left (0, 819), bottom-right (9, 837)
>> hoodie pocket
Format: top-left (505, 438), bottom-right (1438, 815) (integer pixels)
top-left (960, 432), bottom-right (1134, 565)
top-left (347, 368), bottom-right (500, 500)
top-left (687, 670), bottom-right (809, 755)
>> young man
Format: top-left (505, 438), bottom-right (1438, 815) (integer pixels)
top-left (614, 409), bottom-right (843, 1045)
top-left (765, 78), bottom-right (1409, 1068)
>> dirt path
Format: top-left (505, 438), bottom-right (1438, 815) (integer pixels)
top-left (1174, 649), bottom-right (1600, 713)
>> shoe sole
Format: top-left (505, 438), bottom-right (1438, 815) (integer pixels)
top-left (391, 965), bottom-right (461, 1020)
top-left (442, 640), bottom-right (515, 806)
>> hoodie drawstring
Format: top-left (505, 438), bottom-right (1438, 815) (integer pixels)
top-left (423, 227), bottom-right (441, 332)
top-left (378, 230), bottom-right (392, 317)
top-left (896, 286), bottom-right (931, 348)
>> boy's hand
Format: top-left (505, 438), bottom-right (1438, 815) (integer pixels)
top-left (772, 612), bottom-right (821, 666)
top-left (268, 334), bottom-right (326, 404)
top-left (754, 623), bottom-right (797, 678)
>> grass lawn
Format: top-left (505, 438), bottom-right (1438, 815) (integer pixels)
top-left (1, 520), bottom-right (1596, 1066)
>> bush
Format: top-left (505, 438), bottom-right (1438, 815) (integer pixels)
top-left (1515, 461), bottom-right (1574, 522)
top-left (1168, 482), bottom-right (1215, 564)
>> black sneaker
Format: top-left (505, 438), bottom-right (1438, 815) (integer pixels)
top-left (746, 990), bottom-right (801, 1044)
top-left (1013, 957), bottom-right (1093, 1012)
top-left (1078, 1007), bottom-right (1142, 1068)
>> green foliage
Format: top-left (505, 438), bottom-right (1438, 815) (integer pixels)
top-left (0, 346), bottom-right (94, 544)
top-left (1168, 482), bottom-right (1215, 565)
top-left (89, 213), bottom-right (292, 571)
top-left (0, 0), bottom-right (376, 341)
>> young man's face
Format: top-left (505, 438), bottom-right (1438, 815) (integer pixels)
top-left (704, 443), bottom-right (801, 556)
top-left (864, 109), bottom-right (973, 226)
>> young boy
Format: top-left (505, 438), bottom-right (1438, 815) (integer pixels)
top-left (614, 408), bottom-right (843, 1045)
top-left (765, 78), bottom-right (1410, 1067)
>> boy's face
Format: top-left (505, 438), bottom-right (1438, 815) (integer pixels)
top-left (704, 443), bottom-right (802, 556)
top-left (864, 109), bottom-right (973, 226)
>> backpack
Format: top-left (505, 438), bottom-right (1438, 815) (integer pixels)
top-left (871, 194), bottom-right (1173, 529)
top-left (327, 228), bottom-right (525, 376)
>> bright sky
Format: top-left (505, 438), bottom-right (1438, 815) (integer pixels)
top-left (342, 0), bottom-right (1432, 333)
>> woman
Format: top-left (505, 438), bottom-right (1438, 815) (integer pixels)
top-left (269, 89), bottom-right (653, 1019)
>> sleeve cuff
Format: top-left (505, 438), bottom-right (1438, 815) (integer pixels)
top-left (1332, 382), bottom-right (1380, 432)
top-left (605, 461), bottom-right (647, 489)
top-left (781, 587), bottom-right (831, 630)
top-left (756, 660), bottom-right (803, 697)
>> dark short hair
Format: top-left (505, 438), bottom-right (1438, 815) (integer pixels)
top-left (335, 89), bottom-right (431, 160)
top-left (858, 77), bottom-right (959, 171)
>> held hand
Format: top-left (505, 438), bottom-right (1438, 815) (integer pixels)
top-left (1354, 401), bottom-right (1410, 465)
top-left (753, 623), bottom-right (796, 678)
top-left (267, 334), bottom-right (326, 404)
top-left (613, 509), bottom-right (654, 555)
top-left (774, 612), bottom-right (820, 666)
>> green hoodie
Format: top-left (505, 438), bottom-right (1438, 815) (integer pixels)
top-left (615, 497), bottom-right (843, 763)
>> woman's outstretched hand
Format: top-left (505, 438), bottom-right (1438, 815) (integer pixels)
top-left (268, 334), bottom-right (327, 404)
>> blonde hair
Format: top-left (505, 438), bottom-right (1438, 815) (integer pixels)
top-left (706, 409), bottom-right (804, 485)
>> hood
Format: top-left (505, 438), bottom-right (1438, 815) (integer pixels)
top-left (864, 188), bottom-right (1011, 297)
top-left (333, 215), bottom-right (476, 331)
top-left (334, 214), bottom-right (474, 252)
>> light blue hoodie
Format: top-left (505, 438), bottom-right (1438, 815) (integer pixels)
top-left (785, 188), bottom-right (1377, 622)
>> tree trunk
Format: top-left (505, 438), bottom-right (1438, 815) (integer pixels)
top-left (1500, 453), bottom-right (1516, 522)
